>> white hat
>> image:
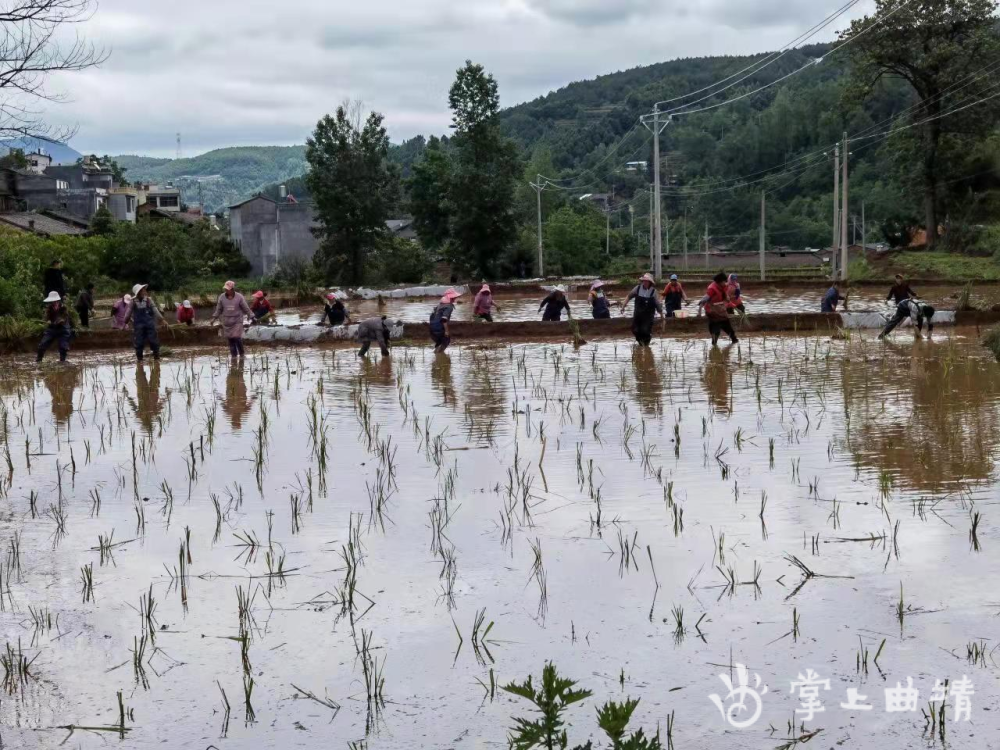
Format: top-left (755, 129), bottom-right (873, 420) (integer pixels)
top-left (43, 291), bottom-right (60, 303)
top-left (123, 294), bottom-right (133, 304)
top-left (182, 300), bottom-right (192, 309)
top-left (553, 285), bottom-right (567, 293)
top-left (132, 283), bottom-right (148, 296)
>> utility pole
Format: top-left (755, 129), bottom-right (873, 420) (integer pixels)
top-left (648, 187), bottom-right (654, 269)
top-left (642, 106), bottom-right (670, 281)
top-left (704, 220), bottom-right (709, 270)
top-left (683, 207), bottom-right (689, 272)
top-left (759, 191), bottom-right (766, 282)
top-left (605, 206), bottom-right (611, 256)
top-left (832, 145), bottom-right (840, 279)
top-left (840, 132), bottom-right (849, 281)
top-left (530, 175), bottom-right (546, 277)
top-left (862, 201), bottom-right (866, 256)
top-left (630, 204), bottom-right (634, 236)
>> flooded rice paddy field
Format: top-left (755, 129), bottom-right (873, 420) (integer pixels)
top-left (275, 284), bottom-right (999, 326)
top-left (1, 329), bottom-right (999, 748)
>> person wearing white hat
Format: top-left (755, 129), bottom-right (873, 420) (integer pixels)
top-left (211, 280), bottom-right (252, 358)
top-left (539, 285), bottom-right (572, 322)
top-left (662, 274), bottom-right (689, 318)
top-left (175, 300), bottom-right (196, 326)
top-left (588, 280), bottom-right (612, 319)
top-left (37, 292), bottom-right (72, 362)
top-left (473, 284), bottom-right (499, 323)
top-left (123, 283), bottom-right (165, 361)
top-left (621, 273), bottom-right (664, 346)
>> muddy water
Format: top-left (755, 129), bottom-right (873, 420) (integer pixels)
top-left (1, 330), bottom-right (999, 748)
top-left (274, 284), bottom-right (999, 326)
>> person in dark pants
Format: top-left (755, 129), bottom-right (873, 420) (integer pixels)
top-left (357, 316), bottom-right (391, 357)
top-left (887, 275), bottom-right (916, 305)
top-left (430, 288), bottom-right (461, 352)
top-left (662, 274), bottom-right (688, 317)
top-left (43, 259), bottom-right (66, 300)
top-left (75, 283), bottom-right (95, 328)
top-left (37, 292), bottom-right (72, 362)
top-left (622, 273), bottom-right (664, 346)
top-left (123, 283), bottom-right (164, 361)
top-left (539, 286), bottom-right (572, 321)
top-left (589, 280), bottom-right (612, 319)
top-left (822, 281), bottom-right (847, 313)
top-left (879, 299), bottom-right (935, 339)
top-left (323, 292), bottom-right (349, 326)
top-left (698, 272), bottom-right (739, 346)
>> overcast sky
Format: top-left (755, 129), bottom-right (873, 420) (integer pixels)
top-left (39, 0), bottom-right (875, 157)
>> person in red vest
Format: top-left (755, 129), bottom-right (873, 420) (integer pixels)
top-left (176, 300), bottom-right (196, 326)
top-left (697, 272), bottom-right (739, 346)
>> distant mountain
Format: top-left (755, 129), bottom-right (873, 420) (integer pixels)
top-left (112, 146), bottom-right (309, 214)
top-left (0, 138), bottom-right (82, 165)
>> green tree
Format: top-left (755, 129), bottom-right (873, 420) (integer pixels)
top-left (305, 103), bottom-right (400, 284)
top-left (408, 136), bottom-right (453, 250)
top-left (90, 205), bottom-right (114, 235)
top-left (0, 148), bottom-right (28, 170)
top-left (840, 0), bottom-right (1000, 248)
top-left (447, 61), bottom-right (521, 278)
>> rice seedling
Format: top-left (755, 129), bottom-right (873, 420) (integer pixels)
top-left (290, 493), bottom-right (303, 534)
top-left (966, 639), bottom-right (988, 667)
top-left (131, 634), bottom-right (149, 689)
top-left (0, 639), bottom-right (36, 693)
top-left (217, 681), bottom-right (231, 737)
top-left (527, 538), bottom-right (548, 621)
top-left (969, 511), bottom-right (982, 552)
top-left (80, 563), bottom-right (94, 603)
top-left (292, 683), bottom-right (341, 715)
top-left (475, 667), bottom-right (497, 702)
top-left (47, 503), bottom-right (67, 535)
top-left (670, 605), bottom-right (685, 641)
top-left (7, 531), bottom-right (20, 579)
top-left (139, 586), bottom-right (158, 644)
top-left (243, 673), bottom-right (256, 723)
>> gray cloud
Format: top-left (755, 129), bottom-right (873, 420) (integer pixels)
top-left (28, 0), bottom-right (871, 156)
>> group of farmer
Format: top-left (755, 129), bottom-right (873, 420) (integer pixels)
top-left (822, 273), bottom-right (936, 338)
top-left (37, 260), bottom-right (283, 363)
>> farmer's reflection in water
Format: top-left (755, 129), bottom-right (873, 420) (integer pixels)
top-left (128, 363), bottom-right (164, 434)
top-left (702, 345), bottom-right (733, 415)
top-left (43, 366), bottom-right (82, 426)
top-left (431, 353), bottom-right (455, 407)
top-left (223, 361), bottom-right (255, 430)
top-left (360, 355), bottom-right (393, 387)
top-left (631, 347), bottom-right (662, 417)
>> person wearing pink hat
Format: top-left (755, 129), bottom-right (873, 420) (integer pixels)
top-left (588, 280), bottom-right (612, 319)
top-left (211, 280), bottom-right (252, 358)
top-left (473, 284), bottom-right (500, 323)
top-left (322, 292), bottom-right (350, 326)
top-left (250, 290), bottom-right (276, 324)
top-left (621, 273), bottom-right (664, 346)
top-left (429, 288), bottom-right (461, 352)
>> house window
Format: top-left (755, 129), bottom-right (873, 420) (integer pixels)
top-left (158, 196), bottom-right (179, 208)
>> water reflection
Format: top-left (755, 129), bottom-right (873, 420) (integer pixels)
top-left (842, 338), bottom-right (1000, 493)
top-left (431, 353), bottom-right (456, 407)
top-left (42, 366), bottom-right (81, 425)
top-left (129, 363), bottom-right (165, 434)
top-left (360, 356), bottom-right (394, 387)
top-left (702, 345), bottom-right (733, 415)
top-left (222, 361), bottom-right (255, 430)
top-left (631, 347), bottom-right (662, 417)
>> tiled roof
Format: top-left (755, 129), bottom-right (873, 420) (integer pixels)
top-left (0, 212), bottom-right (87, 236)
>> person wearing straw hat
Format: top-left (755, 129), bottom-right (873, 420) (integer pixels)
top-left (111, 292), bottom-right (132, 330)
top-left (588, 280), bottom-right (612, 319)
top-left (662, 274), bottom-right (688, 318)
top-left (539, 285), bottom-right (572, 322)
top-left (622, 273), bottom-right (664, 346)
top-left (322, 291), bottom-right (350, 326)
top-left (211, 280), bottom-right (252, 358)
top-left (473, 284), bottom-right (500, 323)
top-left (123, 283), bottom-right (165, 361)
top-left (697, 272), bottom-right (739, 346)
top-left (37, 291), bottom-right (73, 363)
top-left (175, 300), bottom-right (196, 326)
top-left (430, 288), bottom-right (461, 352)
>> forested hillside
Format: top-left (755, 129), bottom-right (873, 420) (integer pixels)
top-left (113, 147), bottom-right (309, 213)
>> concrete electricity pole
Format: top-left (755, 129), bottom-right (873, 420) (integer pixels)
top-left (704, 220), bottom-right (709, 269)
top-left (605, 206), bottom-right (611, 256)
top-left (832, 145), bottom-right (840, 279)
top-left (759, 191), bottom-right (766, 282)
top-left (683, 207), bottom-right (689, 271)
top-left (530, 175), bottom-right (546, 277)
top-left (648, 187), bottom-right (654, 268)
top-left (840, 132), bottom-right (849, 281)
top-left (642, 106), bottom-right (671, 281)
